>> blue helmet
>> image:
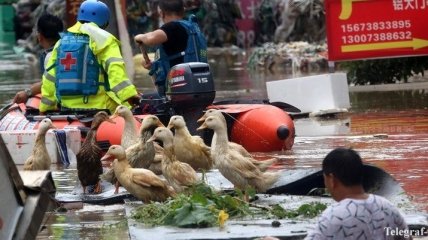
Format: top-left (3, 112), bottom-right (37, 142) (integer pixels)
top-left (77, 0), bottom-right (110, 27)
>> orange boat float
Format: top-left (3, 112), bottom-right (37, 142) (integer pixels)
top-left (0, 100), bottom-right (295, 153)
top-left (0, 63), bottom-right (297, 153)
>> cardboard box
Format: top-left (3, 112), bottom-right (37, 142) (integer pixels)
top-left (0, 128), bottom-right (81, 165)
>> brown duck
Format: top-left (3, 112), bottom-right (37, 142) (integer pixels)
top-left (76, 111), bottom-right (114, 194)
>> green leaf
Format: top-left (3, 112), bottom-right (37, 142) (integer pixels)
top-left (171, 202), bottom-right (217, 228)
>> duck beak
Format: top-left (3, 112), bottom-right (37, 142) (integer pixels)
top-left (166, 123), bottom-right (173, 129)
top-left (153, 141), bottom-right (163, 149)
top-left (156, 120), bottom-right (164, 127)
top-left (106, 118), bottom-right (116, 124)
top-left (101, 153), bottom-right (114, 167)
top-left (110, 111), bottom-right (119, 119)
top-left (146, 135), bottom-right (156, 143)
top-left (196, 122), bottom-right (207, 131)
top-left (101, 153), bottom-right (114, 161)
top-left (50, 124), bottom-right (57, 129)
top-left (197, 116), bottom-right (206, 123)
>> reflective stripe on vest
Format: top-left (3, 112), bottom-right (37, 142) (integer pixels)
top-left (41, 96), bottom-right (56, 106)
top-left (44, 72), bottom-right (56, 83)
top-left (111, 80), bottom-right (133, 93)
top-left (105, 57), bottom-right (124, 72)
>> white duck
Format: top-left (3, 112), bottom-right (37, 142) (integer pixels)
top-left (23, 118), bottom-right (56, 170)
top-left (198, 116), bottom-right (279, 197)
top-left (198, 109), bottom-right (277, 171)
top-left (111, 105), bottom-right (139, 149)
top-left (167, 115), bottom-right (213, 171)
top-left (101, 145), bottom-right (175, 202)
top-left (148, 127), bottom-right (199, 193)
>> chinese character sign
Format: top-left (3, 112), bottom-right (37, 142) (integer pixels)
top-left (235, 0), bottom-right (261, 48)
top-left (325, 0), bottom-right (428, 61)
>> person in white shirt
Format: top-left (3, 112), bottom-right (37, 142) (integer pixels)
top-left (305, 148), bottom-right (410, 240)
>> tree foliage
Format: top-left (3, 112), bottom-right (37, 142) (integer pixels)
top-left (339, 56), bottom-right (428, 85)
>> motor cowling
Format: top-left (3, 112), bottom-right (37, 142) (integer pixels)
top-left (166, 62), bottom-right (216, 109)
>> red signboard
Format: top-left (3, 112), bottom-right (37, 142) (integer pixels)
top-left (235, 0), bottom-right (261, 48)
top-left (325, 0), bottom-right (428, 61)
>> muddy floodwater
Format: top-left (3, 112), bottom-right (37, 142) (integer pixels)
top-left (1, 52), bottom-right (428, 239)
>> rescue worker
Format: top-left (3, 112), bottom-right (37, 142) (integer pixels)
top-left (13, 14), bottom-right (63, 104)
top-left (134, 0), bottom-right (207, 97)
top-left (39, 0), bottom-right (140, 114)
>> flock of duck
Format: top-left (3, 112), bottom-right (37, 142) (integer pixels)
top-left (22, 106), bottom-right (280, 203)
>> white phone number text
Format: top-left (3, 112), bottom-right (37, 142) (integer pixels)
top-left (341, 20), bottom-right (411, 33)
top-left (342, 31), bottom-right (412, 44)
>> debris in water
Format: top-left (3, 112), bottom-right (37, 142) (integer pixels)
top-left (373, 134), bottom-right (388, 139)
top-left (271, 220), bottom-right (281, 227)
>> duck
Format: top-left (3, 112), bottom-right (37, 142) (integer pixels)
top-left (76, 111), bottom-right (114, 194)
top-left (111, 105), bottom-right (139, 149)
top-left (127, 115), bottom-right (164, 169)
top-left (23, 118), bottom-right (56, 170)
top-left (198, 109), bottom-right (277, 171)
top-left (197, 116), bottom-right (279, 198)
top-left (148, 127), bottom-right (199, 193)
top-left (148, 150), bottom-right (163, 175)
top-left (167, 115), bottom-right (213, 171)
top-left (101, 145), bottom-right (175, 202)
top-left (102, 115), bottom-right (164, 193)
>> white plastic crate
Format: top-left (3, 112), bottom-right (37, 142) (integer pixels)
top-left (267, 73), bottom-right (350, 114)
top-left (0, 128), bottom-right (81, 165)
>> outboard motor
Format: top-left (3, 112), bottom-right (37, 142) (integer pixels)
top-left (166, 62), bottom-right (216, 136)
top-left (166, 62), bottom-right (215, 108)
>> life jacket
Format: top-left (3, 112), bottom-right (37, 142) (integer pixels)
top-left (149, 15), bottom-right (208, 94)
top-left (54, 32), bottom-right (107, 103)
top-left (39, 47), bottom-right (53, 73)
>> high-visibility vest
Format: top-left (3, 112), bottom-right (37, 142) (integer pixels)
top-left (40, 22), bottom-right (138, 113)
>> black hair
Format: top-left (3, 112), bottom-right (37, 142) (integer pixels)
top-left (159, 0), bottom-right (184, 15)
top-left (37, 14), bottom-right (64, 41)
top-left (322, 148), bottom-right (364, 186)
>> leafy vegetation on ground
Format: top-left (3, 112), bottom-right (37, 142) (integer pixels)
top-left (339, 56), bottom-right (428, 85)
top-left (270, 202), bottom-right (327, 219)
top-left (131, 182), bottom-right (327, 228)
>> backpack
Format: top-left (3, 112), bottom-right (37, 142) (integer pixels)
top-left (55, 32), bottom-right (106, 103)
top-left (149, 15), bottom-right (208, 92)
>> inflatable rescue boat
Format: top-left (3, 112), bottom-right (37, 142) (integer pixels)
top-left (0, 63), bottom-right (296, 152)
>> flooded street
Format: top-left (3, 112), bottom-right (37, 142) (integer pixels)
top-left (1, 52), bottom-right (428, 239)
top-left (286, 110), bottom-right (428, 212)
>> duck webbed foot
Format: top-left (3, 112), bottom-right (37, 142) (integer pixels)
top-left (243, 192), bottom-right (250, 202)
top-left (234, 186), bottom-right (249, 202)
top-left (93, 181), bottom-right (102, 194)
top-left (114, 181), bottom-right (120, 194)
